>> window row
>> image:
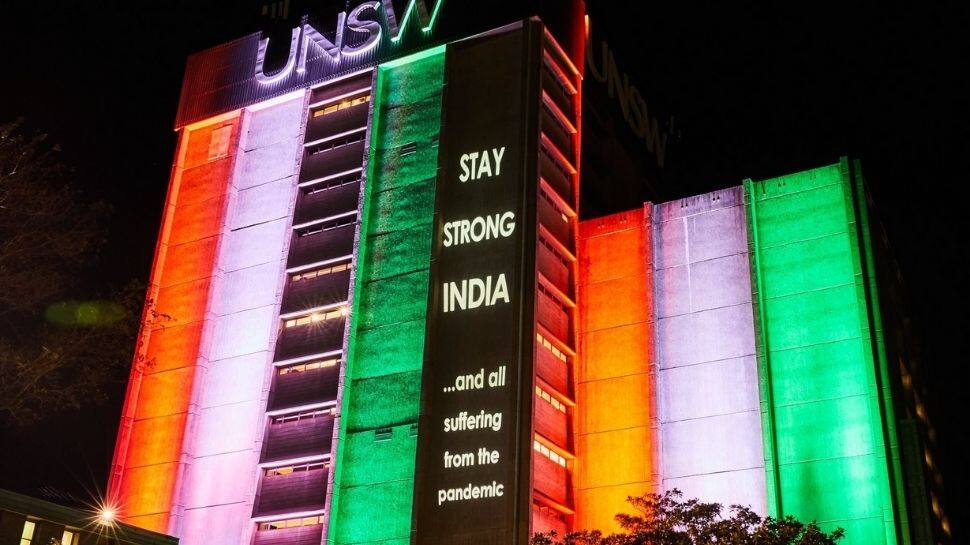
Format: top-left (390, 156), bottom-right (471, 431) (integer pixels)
top-left (20, 522), bottom-right (76, 545)
top-left (534, 439), bottom-right (567, 467)
top-left (291, 262), bottom-right (351, 282)
top-left (308, 131), bottom-right (365, 155)
top-left (284, 307), bottom-right (347, 328)
top-left (540, 142), bottom-right (574, 182)
top-left (313, 94), bottom-right (370, 118)
top-left (278, 358), bottom-right (340, 376)
top-left (295, 214), bottom-right (356, 238)
top-left (257, 515), bottom-right (324, 531)
top-left (536, 333), bottom-right (568, 363)
top-left (537, 282), bottom-right (569, 312)
top-left (271, 407), bottom-right (334, 425)
top-left (535, 385), bottom-right (567, 413)
top-left (305, 173), bottom-right (361, 194)
top-left (542, 54), bottom-right (577, 103)
top-left (539, 189), bottom-right (570, 225)
top-left (535, 502), bottom-right (567, 523)
top-left (538, 236), bottom-right (571, 266)
top-left (264, 461), bottom-right (327, 477)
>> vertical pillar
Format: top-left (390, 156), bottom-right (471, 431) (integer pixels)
top-left (576, 208), bottom-right (656, 532)
top-left (652, 187), bottom-right (766, 513)
top-left (746, 162), bottom-right (902, 544)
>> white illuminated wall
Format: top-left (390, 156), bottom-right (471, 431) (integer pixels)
top-left (175, 93), bottom-right (307, 545)
top-left (652, 187), bottom-right (767, 514)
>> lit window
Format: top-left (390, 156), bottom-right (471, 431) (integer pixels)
top-left (207, 125), bottom-right (232, 160)
top-left (284, 307), bottom-right (346, 328)
top-left (535, 386), bottom-right (566, 413)
top-left (536, 333), bottom-right (567, 363)
top-left (533, 439), bottom-right (566, 467)
top-left (313, 95), bottom-right (370, 117)
top-left (265, 462), bottom-right (327, 477)
top-left (21, 521), bottom-right (35, 545)
top-left (292, 262), bottom-right (351, 282)
top-left (278, 358), bottom-right (340, 375)
top-left (258, 515), bottom-right (325, 531)
top-left (61, 530), bottom-right (77, 545)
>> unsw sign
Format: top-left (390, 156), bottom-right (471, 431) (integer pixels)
top-left (254, 0), bottom-right (444, 83)
top-left (174, 0), bottom-right (443, 128)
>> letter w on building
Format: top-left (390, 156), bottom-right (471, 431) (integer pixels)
top-left (382, 0), bottom-right (443, 42)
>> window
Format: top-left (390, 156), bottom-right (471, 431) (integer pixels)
top-left (543, 55), bottom-right (575, 97)
top-left (540, 143), bottom-right (573, 180)
top-left (291, 262), bottom-right (351, 282)
top-left (539, 190), bottom-right (571, 225)
top-left (278, 358), bottom-right (340, 376)
top-left (283, 307), bottom-right (347, 328)
top-left (400, 141), bottom-right (418, 156)
top-left (535, 385), bottom-right (567, 413)
top-left (543, 99), bottom-right (575, 136)
top-left (295, 214), bottom-right (356, 237)
top-left (305, 174), bottom-right (360, 194)
top-left (535, 501), bottom-right (566, 522)
top-left (538, 236), bottom-right (570, 266)
top-left (307, 131), bottom-right (365, 155)
top-left (537, 283), bottom-right (567, 311)
top-left (207, 125), bottom-right (232, 160)
top-left (258, 515), bottom-right (325, 531)
top-left (536, 333), bottom-right (568, 363)
top-left (533, 439), bottom-right (567, 467)
top-left (265, 461), bottom-right (326, 477)
top-left (313, 95), bottom-right (369, 118)
top-left (21, 521), bottom-right (35, 545)
top-left (271, 408), bottom-right (334, 425)
top-left (61, 530), bottom-right (77, 545)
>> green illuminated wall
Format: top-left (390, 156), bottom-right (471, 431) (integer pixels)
top-left (745, 159), bottom-right (906, 545)
top-left (328, 46), bottom-right (445, 545)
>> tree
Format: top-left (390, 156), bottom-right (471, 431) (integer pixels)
top-left (0, 120), bottom-right (140, 425)
top-left (532, 490), bottom-right (844, 545)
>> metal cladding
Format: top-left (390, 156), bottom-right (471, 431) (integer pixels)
top-left (110, 6), bottom-right (941, 545)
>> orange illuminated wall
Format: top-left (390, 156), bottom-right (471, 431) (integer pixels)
top-left (576, 207), bottom-right (656, 532)
top-left (107, 113), bottom-right (242, 534)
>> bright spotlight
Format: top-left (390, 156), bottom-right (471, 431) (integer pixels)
top-left (97, 507), bottom-right (116, 525)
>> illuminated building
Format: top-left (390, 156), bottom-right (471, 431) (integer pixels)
top-left (0, 489), bottom-right (176, 545)
top-left (107, 2), bottom-right (946, 545)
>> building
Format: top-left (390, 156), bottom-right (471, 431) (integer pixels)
top-left (106, 1), bottom-right (946, 545)
top-left (0, 489), bottom-right (177, 545)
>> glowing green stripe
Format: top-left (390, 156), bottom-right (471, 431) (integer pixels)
top-left (328, 45), bottom-right (445, 545)
top-left (746, 161), bottom-right (902, 545)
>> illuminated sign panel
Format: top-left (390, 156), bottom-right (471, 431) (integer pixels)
top-left (413, 23), bottom-right (540, 545)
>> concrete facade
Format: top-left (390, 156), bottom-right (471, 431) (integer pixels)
top-left (652, 187), bottom-right (767, 513)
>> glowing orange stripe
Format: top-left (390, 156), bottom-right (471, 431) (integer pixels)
top-left (576, 208), bottom-right (657, 533)
top-left (108, 115), bottom-right (241, 534)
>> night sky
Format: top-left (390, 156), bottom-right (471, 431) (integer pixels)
top-left (1, 1), bottom-right (966, 540)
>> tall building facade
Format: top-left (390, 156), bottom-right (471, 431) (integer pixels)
top-left (107, 2), bottom-right (947, 545)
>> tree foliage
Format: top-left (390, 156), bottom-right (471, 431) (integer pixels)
top-left (0, 120), bottom-right (140, 425)
top-left (532, 490), bottom-right (844, 545)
